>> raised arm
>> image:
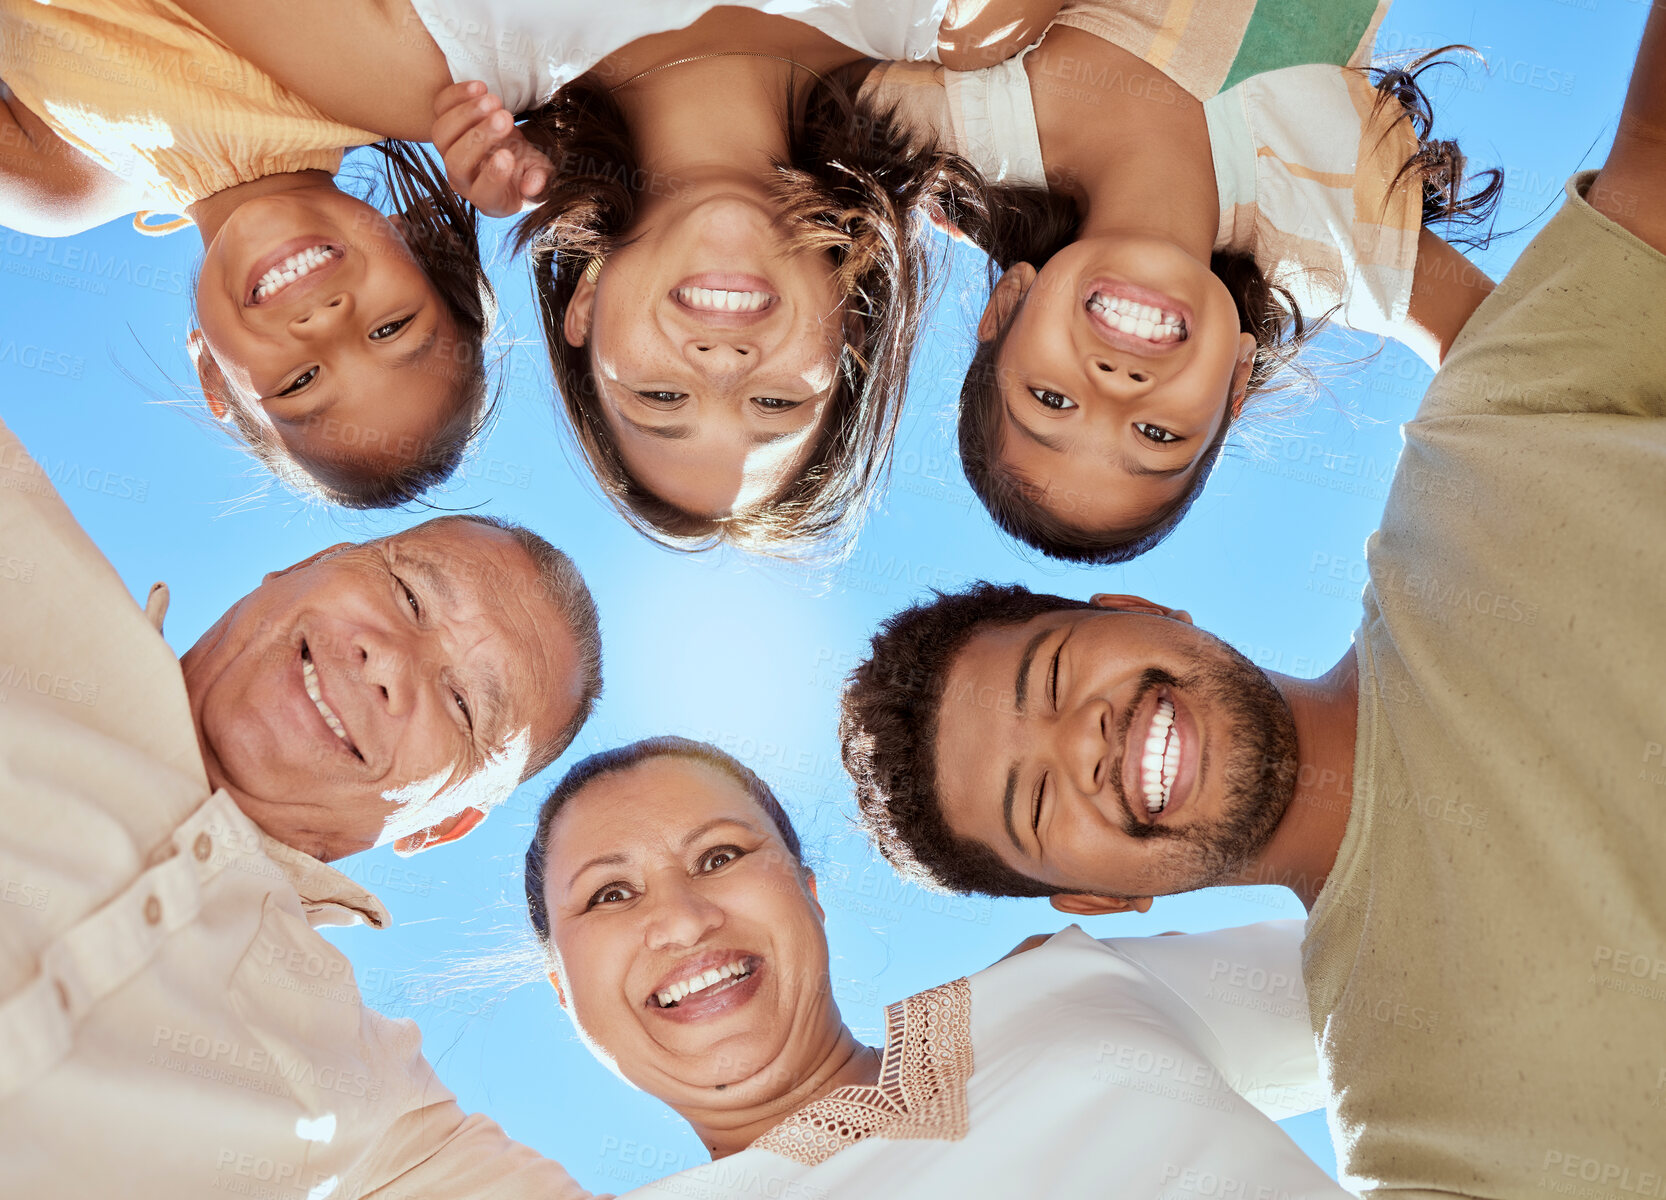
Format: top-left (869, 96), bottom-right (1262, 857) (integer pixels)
top-left (0, 83), bottom-right (147, 236)
top-left (937, 0), bottom-right (1063, 71)
top-left (1402, 227), bottom-right (1496, 368)
top-left (165, 0), bottom-right (451, 140)
top-left (1588, 0), bottom-right (1666, 254)
top-left (341, 1007), bottom-right (593, 1200)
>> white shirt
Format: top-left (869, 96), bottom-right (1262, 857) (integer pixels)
top-left (408, 0), bottom-right (951, 114)
top-left (618, 922), bottom-right (1344, 1199)
top-left (0, 417), bottom-right (590, 1200)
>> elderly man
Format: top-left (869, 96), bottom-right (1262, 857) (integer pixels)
top-left (840, 9), bottom-right (1666, 1200)
top-left (0, 416), bottom-right (602, 1197)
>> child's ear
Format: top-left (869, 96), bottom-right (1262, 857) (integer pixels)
top-left (187, 329), bottom-right (232, 421)
top-left (923, 199), bottom-right (974, 247)
top-left (1228, 332), bottom-right (1258, 419)
top-left (977, 263), bottom-right (1037, 342)
top-left (564, 274), bottom-right (598, 348)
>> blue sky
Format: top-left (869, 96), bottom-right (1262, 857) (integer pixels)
top-left (0, 0), bottom-right (1646, 1187)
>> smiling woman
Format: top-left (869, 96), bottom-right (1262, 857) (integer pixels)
top-left (522, 737), bottom-right (1347, 1198)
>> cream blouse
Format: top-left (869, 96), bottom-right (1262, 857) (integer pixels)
top-left (618, 922), bottom-right (1345, 1199)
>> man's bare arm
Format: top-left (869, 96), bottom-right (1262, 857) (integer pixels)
top-left (1588, 0), bottom-right (1666, 254)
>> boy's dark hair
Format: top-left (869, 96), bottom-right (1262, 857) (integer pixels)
top-left (839, 582), bottom-right (1095, 897)
top-left (220, 141), bottom-right (499, 509)
top-left (513, 71), bottom-right (984, 561)
top-left (957, 49), bottom-right (1503, 564)
top-left (525, 736), bottom-right (803, 944)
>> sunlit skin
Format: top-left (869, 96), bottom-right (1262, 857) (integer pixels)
top-left (983, 236), bottom-right (1256, 536)
top-left (543, 757), bottom-right (876, 1158)
top-left (967, 24), bottom-right (1497, 543)
top-left (563, 187), bottom-right (845, 518)
top-left (188, 174), bottom-right (466, 488)
top-left (932, 595), bottom-right (1359, 911)
top-left (180, 520), bottom-right (583, 863)
top-left (558, 44), bottom-right (866, 520)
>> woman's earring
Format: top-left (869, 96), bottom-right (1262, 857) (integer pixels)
top-left (583, 256), bottom-right (604, 284)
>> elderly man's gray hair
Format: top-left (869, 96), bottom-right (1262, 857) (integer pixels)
top-left (425, 513), bottom-right (603, 779)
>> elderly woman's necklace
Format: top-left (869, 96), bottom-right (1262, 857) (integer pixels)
top-left (608, 51), bottom-right (828, 92)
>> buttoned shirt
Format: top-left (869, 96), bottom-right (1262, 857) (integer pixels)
top-left (0, 417), bottom-right (589, 1199)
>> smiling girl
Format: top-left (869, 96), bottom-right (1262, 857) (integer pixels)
top-left (0, 0), bottom-right (494, 508)
top-left (867, 1), bottom-right (1501, 562)
top-left (495, 6), bottom-right (1037, 559)
top-left (164, 0), bottom-right (1058, 558)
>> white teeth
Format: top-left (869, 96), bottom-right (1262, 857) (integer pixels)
top-left (1088, 292), bottom-right (1187, 343)
top-left (1140, 698), bottom-right (1177, 813)
top-left (654, 958), bottom-right (751, 1009)
top-left (253, 245), bottom-right (338, 302)
top-left (674, 287), bottom-right (772, 314)
top-left (300, 654), bottom-right (351, 747)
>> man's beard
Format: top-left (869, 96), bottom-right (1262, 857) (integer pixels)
top-left (1110, 644), bottom-right (1299, 894)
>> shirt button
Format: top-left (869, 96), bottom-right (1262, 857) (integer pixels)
top-left (193, 833), bottom-right (213, 862)
top-left (143, 895), bottom-right (162, 925)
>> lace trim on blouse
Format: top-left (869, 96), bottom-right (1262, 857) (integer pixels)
top-left (751, 977), bottom-right (973, 1168)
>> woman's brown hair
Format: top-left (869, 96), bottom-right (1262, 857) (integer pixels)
top-left (958, 49), bottom-right (1503, 565)
top-left (513, 72), bottom-right (983, 561)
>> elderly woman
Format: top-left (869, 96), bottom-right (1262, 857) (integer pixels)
top-left (524, 736), bottom-right (1345, 1198)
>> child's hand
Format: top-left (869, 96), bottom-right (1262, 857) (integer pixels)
top-left (431, 81), bottom-right (551, 218)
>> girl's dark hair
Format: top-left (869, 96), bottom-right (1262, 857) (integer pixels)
top-left (525, 736), bottom-right (804, 946)
top-left (958, 48), bottom-right (1503, 564)
top-left (512, 72), bottom-right (982, 560)
top-left (219, 141), bottom-right (499, 509)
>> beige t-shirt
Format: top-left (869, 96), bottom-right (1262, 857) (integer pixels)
top-left (1303, 173), bottom-right (1666, 1200)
